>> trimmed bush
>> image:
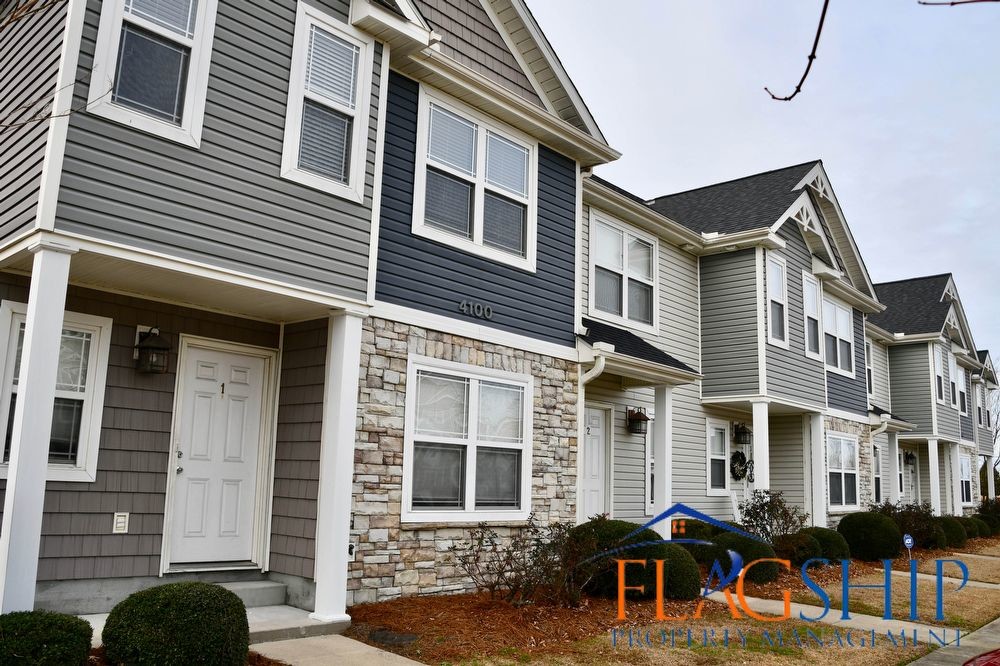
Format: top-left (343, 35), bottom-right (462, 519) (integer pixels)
top-left (660, 544), bottom-right (702, 600)
top-left (103, 582), bottom-right (248, 666)
top-left (978, 498), bottom-right (1000, 530)
top-left (870, 501), bottom-right (944, 549)
top-left (567, 517), bottom-right (669, 599)
top-left (675, 519), bottom-right (718, 566)
top-left (957, 516), bottom-right (981, 539)
top-left (800, 526), bottom-right (851, 561)
top-left (0, 610), bottom-right (92, 666)
top-left (970, 516), bottom-right (993, 539)
top-left (836, 512), bottom-right (901, 561)
top-left (937, 517), bottom-right (968, 549)
top-left (773, 532), bottom-right (823, 567)
top-left (974, 512), bottom-right (1000, 536)
top-left (711, 532), bottom-right (781, 584)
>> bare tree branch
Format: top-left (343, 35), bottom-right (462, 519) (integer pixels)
top-left (765, 0), bottom-right (831, 101)
top-left (918, 0), bottom-right (1000, 6)
top-left (0, 0), bottom-right (66, 31)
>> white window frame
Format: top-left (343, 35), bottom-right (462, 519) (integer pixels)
top-left (88, 0), bottom-right (219, 147)
top-left (872, 443), bottom-right (882, 504)
top-left (957, 365), bottom-right (968, 416)
top-left (898, 451), bottom-right (905, 496)
top-left (645, 428), bottom-right (654, 514)
top-left (823, 296), bottom-right (855, 378)
top-left (802, 271), bottom-right (823, 361)
top-left (935, 345), bottom-right (946, 404)
top-left (0, 301), bottom-right (113, 483)
top-left (765, 253), bottom-right (789, 348)
top-left (949, 351), bottom-right (959, 410)
top-left (827, 432), bottom-right (859, 511)
top-left (280, 1), bottom-right (374, 203)
top-left (960, 454), bottom-right (973, 505)
top-left (977, 384), bottom-right (984, 426)
top-left (401, 355), bottom-right (533, 523)
top-left (412, 88), bottom-right (539, 272)
top-left (705, 418), bottom-right (730, 497)
top-left (865, 341), bottom-right (873, 397)
top-left (587, 211), bottom-right (659, 334)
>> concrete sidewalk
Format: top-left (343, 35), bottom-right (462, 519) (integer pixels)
top-left (907, 615), bottom-right (1000, 665)
top-left (252, 634), bottom-right (423, 665)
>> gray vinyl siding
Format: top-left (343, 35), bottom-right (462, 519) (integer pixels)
top-left (938, 441), bottom-right (952, 514)
top-left (976, 383), bottom-right (994, 456)
top-left (763, 225), bottom-right (825, 407)
top-left (826, 309), bottom-right (867, 415)
top-left (0, 1), bottom-right (66, 242)
top-left (269, 319), bottom-right (327, 579)
top-left (960, 371), bottom-right (974, 442)
top-left (375, 72), bottom-right (577, 346)
top-left (888, 343), bottom-right (934, 433)
top-left (937, 344), bottom-right (961, 440)
top-left (769, 415), bottom-right (805, 511)
top-left (700, 250), bottom-right (759, 397)
top-left (872, 433), bottom-right (889, 504)
top-left (0, 272), bottom-right (279, 581)
top-left (868, 338), bottom-right (891, 410)
top-left (56, 0), bottom-right (378, 299)
top-left (411, 0), bottom-right (544, 108)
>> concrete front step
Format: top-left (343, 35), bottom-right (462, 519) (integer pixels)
top-left (218, 580), bottom-right (288, 608)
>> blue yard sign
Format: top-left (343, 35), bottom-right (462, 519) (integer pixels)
top-left (903, 534), bottom-right (914, 549)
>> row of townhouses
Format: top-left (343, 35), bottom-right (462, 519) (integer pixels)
top-left (1, 0), bottom-right (996, 626)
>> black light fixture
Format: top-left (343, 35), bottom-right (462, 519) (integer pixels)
top-left (135, 327), bottom-right (170, 374)
top-left (733, 422), bottom-right (753, 447)
top-left (626, 407), bottom-right (650, 435)
top-left (903, 451), bottom-right (917, 465)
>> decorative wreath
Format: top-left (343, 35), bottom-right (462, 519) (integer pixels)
top-left (730, 451), bottom-right (755, 483)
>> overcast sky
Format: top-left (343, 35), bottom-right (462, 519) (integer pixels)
top-left (529, 0), bottom-right (1000, 357)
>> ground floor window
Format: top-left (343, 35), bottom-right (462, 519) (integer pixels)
top-left (0, 301), bottom-right (113, 482)
top-left (706, 418), bottom-right (729, 496)
top-left (402, 355), bottom-right (533, 522)
top-left (828, 432), bottom-right (858, 509)
top-left (960, 454), bottom-right (972, 504)
top-left (873, 444), bottom-right (882, 504)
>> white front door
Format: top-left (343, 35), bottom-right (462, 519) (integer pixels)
top-left (169, 343), bottom-right (269, 565)
top-left (582, 407), bottom-right (608, 519)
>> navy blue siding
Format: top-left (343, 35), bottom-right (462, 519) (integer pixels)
top-left (375, 73), bottom-right (577, 346)
top-left (826, 309), bottom-right (868, 415)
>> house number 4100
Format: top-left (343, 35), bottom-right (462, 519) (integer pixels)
top-left (459, 300), bottom-right (493, 320)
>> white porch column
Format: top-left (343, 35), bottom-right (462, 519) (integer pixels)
top-left (809, 413), bottom-right (827, 527)
top-left (887, 432), bottom-right (900, 504)
top-left (311, 310), bottom-right (364, 623)
top-left (927, 439), bottom-right (942, 516)
top-left (0, 244), bottom-right (74, 612)
top-left (988, 455), bottom-right (997, 500)
top-left (751, 401), bottom-right (770, 490)
top-left (652, 385), bottom-right (673, 539)
top-left (950, 443), bottom-right (963, 516)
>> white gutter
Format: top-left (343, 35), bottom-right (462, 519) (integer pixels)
top-left (581, 355), bottom-right (606, 385)
top-left (871, 414), bottom-right (890, 437)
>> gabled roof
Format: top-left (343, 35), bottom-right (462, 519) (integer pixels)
top-left (979, 350), bottom-right (989, 364)
top-left (646, 161), bottom-right (819, 235)
top-left (870, 274), bottom-right (953, 336)
top-left (580, 318), bottom-right (697, 375)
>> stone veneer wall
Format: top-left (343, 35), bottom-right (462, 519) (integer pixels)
top-left (347, 317), bottom-right (579, 605)
top-left (824, 416), bottom-right (873, 528)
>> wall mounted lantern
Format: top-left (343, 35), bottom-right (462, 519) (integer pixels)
top-left (135, 327), bottom-right (170, 374)
top-left (626, 407), bottom-right (650, 435)
top-left (903, 451), bottom-right (917, 466)
top-left (733, 422), bottom-right (753, 447)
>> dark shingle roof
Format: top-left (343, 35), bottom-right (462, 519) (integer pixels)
top-left (646, 161), bottom-right (819, 234)
top-left (588, 175), bottom-right (649, 207)
top-left (580, 318), bottom-right (697, 374)
top-left (869, 274), bottom-right (952, 336)
top-left (870, 404), bottom-right (912, 425)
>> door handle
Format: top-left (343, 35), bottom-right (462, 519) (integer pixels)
top-left (176, 466), bottom-right (183, 474)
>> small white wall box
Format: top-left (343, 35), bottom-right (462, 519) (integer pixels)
top-left (112, 512), bottom-right (129, 534)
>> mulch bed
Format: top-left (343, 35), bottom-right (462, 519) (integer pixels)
top-left (87, 647), bottom-right (287, 665)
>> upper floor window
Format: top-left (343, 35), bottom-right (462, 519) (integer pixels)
top-left (935, 345), bottom-right (945, 403)
top-left (872, 444), bottom-right (882, 504)
top-left (589, 215), bottom-right (657, 330)
top-left (412, 91), bottom-right (538, 271)
top-left (828, 432), bottom-right (858, 509)
top-left (280, 2), bottom-right (374, 203)
top-left (89, 0), bottom-right (219, 146)
top-left (0, 302), bottom-right (113, 483)
top-left (823, 298), bottom-right (853, 375)
top-left (977, 384), bottom-right (984, 426)
top-left (766, 255), bottom-right (788, 347)
top-left (957, 365), bottom-right (968, 415)
top-left (865, 341), bottom-right (873, 396)
top-left (960, 455), bottom-right (972, 504)
top-left (949, 352), bottom-right (959, 409)
top-left (802, 272), bottom-right (822, 360)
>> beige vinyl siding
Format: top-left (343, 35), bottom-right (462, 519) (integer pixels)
top-left (769, 415), bottom-right (806, 511)
top-left (917, 445), bottom-right (931, 506)
top-left (888, 343), bottom-right (934, 434)
top-left (700, 249), bottom-right (759, 397)
top-left (936, 344), bottom-right (961, 440)
top-left (976, 382), bottom-right (994, 456)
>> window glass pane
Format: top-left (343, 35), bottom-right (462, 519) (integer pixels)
top-left (710, 458), bottom-right (726, 489)
top-left (305, 25), bottom-right (359, 109)
top-left (57, 330), bottom-right (92, 393)
top-left (594, 267), bottom-right (622, 316)
top-left (804, 279), bottom-right (818, 315)
top-left (485, 132), bottom-right (528, 197)
top-left (483, 192), bottom-right (526, 257)
top-left (3, 395), bottom-right (84, 464)
top-left (627, 279), bottom-right (653, 325)
top-left (113, 24), bottom-right (189, 124)
top-left (627, 238), bottom-right (653, 281)
top-left (827, 438), bottom-right (841, 469)
top-left (839, 340), bottom-right (852, 371)
top-left (836, 306), bottom-right (851, 339)
top-left (807, 318), bottom-right (820, 353)
top-left (769, 301), bottom-right (785, 340)
top-left (475, 447), bottom-right (521, 508)
top-left (874, 477), bottom-right (882, 503)
top-left (298, 100), bottom-right (352, 184)
top-left (843, 441), bottom-right (856, 470)
top-left (825, 334), bottom-right (838, 365)
top-left (415, 372), bottom-right (468, 438)
top-left (823, 301), bottom-right (836, 334)
top-left (428, 105), bottom-right (476, 176)
top-left (844, 473), bottom-right (857, 505)
top-left (425, 168), bottom-right (473, 239)
top-left (125, 0), bottom-right (197, 38)
top-left (594, 223), bottom-right (623, 271)
top-left (873, 447), bottom-right (881, 475)
top-left (829, 472), bottom-right (843, 505)
top-left (478, 382), bottom-right (523, 443)
top-left (710, 428), bottom-right (726, 456)
top-left (767, 260), bottom-right (784, 300)
top-left (412, 442), bottom-right (465, 508)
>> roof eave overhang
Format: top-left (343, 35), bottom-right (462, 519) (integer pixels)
top-left (865, 321), bottom-right (894, 343)
top-left (579, 343), bottom-right (702, 387)
top-left (883, 332), bottom-right (943, 345)
top-left (700, 228), bottom-right (786, 255)
top-left (820, 277), bottom-right (885, 314)
top-left (352, 0), bottom-right (433, 52)
top-left (396, 49), bottom-right (621, 167)
top-left (583, 179), bottom-right (703, 249)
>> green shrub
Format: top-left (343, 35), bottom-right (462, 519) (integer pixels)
top-left (0, 611), bottom-right (92, 666)
top-left (773, 532), bottom-right (823, 567)
top-left (675, 519), bottom-right (717, 565)
top-left (978, 498), bottom-right (1000, 528)
top-left (836, 512), bottom-right (901, 561)
top-left (974, 511), bottom-right (1000, 536)
top-left (870, 501), bottom-right (944, 549)
top-left (957, 516), bottom-right (981, 539)
top-left (567, 517), bottom-right (668, 599)
top-left (937, 517), bottom-right (968, 549)
top-left (711, 533), bottom-right (781, 584)
top-left (800, 526), bottom-right (851, 561)
top-left (739, 490), bottom-right (809, 542)
top-left (970, 516), bottom-right (993, 539)
top-left (660, 544), bottom-right (702, 601)
top-left (103, 582), bottom-right (248, 666)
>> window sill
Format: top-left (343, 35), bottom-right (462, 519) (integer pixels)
top-left (767, 337), bottom-right (790, 350)
top-left (825, 365), bottom-right (856, 380)
top-left (411, 223), bottom-right (536, 273)
top-left (585, 308), bottom-right (658, 337)
top-left (805, 351), bottom-right (823, 363)
top-left (88, 99), bottom-right (202, 148)
top-left (828, 505), bottom-right (861, 514)
top-left (707, 488), bottom-right (731, 497)
top-left (401, 509), bottom-right (532, 524)
top-left (0, 465), bottom-right (97, 483)
top-left (280, 164), bottom-right (365, 204)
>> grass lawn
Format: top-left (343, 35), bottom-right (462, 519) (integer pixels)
top-left (916, 553), bottom-right (1000, 584)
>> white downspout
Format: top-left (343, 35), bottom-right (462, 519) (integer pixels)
top-left (581, 355), bottom-right (606, 385)
top-left (871, 414), bottom-right (890, 438)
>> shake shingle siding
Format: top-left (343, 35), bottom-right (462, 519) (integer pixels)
top-left (375, 72), bottom-right (577, 346)
top-left (826, 309), bottom-right (867, 415)
top-left (888, 344), bottom-right (934, 433)
top-left (55, 0), bottom-right (379, 300)
top-left (699, 250), bottom-right (758, 397)
top-left (0, 1), bottom-right (66, 241)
